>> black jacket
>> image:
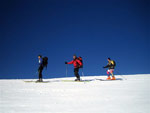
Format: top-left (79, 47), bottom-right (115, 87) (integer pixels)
top-left (104, 60), bottom-right (116, 69)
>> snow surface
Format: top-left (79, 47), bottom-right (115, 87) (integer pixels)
top-left (0, 74), bottom-right (150, 113)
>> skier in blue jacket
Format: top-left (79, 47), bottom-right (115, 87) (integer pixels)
top-left (38, 55), bottom-right (43, 82)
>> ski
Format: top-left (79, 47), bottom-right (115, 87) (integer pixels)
top-left (61, 80), bottom-right (91, 82)
top-left (24, 81), bottom-right (50, 83)
top-left (96, 78), bottom-right (123, 81)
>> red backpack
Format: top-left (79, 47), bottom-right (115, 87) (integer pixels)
top-left (78, 57), bottom-right (83, 68)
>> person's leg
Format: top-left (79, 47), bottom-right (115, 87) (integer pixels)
top-left (110, 69), bottom-right (115, 80)
top-left (38, 67), bottom-right (41, 81)
top-left (74, 68), bottom-right (80, 81)
top-left (107, 70), bottom-right (111, 80)
top-left (39, 66), bottom-right (43, 82)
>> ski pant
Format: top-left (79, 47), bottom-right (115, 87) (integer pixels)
top-left (38, 66), bottom-right (43, 80)
top-left (74, 68), bottom-right (80, 80)
top-left (107, 69), bottom-right (114, 76)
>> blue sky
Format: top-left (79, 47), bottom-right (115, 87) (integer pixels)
top-left (1, 0), bottom-right (149, 79)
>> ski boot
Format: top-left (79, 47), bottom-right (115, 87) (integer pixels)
top-left (39, 79), bottom-right (43, 82)
top-left (37, 79), bottom-right (43, 82)
top-left (36, 80), bottom-right (40, 82)
top-left (107, 76), bottom-right (111, 80)
top-left (111, 76), bottom-right (116, 80)
top-left (75, 78), bottom-right (80, 81)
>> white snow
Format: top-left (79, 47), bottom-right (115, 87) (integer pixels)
top-left (0, 74), bottom-right (150, 113)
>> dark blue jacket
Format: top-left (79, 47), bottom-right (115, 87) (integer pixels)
top-left (39, 58), bottom-right (43, 66)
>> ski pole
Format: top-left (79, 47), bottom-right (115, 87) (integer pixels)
top-left (81, 68), bottom-right (84, 78)
top-left (116, 70), bottom-right (127, 80)
top-left (81, 68), bottom-right (86, 83)
top-left (31, 71), bottom-right (38, 82)
top-left (66, 64), bottom-right (68, 77)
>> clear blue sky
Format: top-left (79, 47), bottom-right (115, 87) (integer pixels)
top-left (1, 0), bottom-right (150, 79)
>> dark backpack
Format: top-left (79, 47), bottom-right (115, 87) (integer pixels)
top-left (42, 57), bottom-right (48, 69)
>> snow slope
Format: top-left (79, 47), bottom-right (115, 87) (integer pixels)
top-left (0, 74), bottom-right (150, 113)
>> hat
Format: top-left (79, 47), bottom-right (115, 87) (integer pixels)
top-left (108, 58), bottom-right (111, 60)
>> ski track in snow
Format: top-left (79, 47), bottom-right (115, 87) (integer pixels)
top-left (0, 74), bottom-right (150, 113)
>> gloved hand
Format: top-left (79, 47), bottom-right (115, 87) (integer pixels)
top-left (65, 62), bottom-right (68, 64)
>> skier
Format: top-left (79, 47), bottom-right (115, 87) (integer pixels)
top-left (103, 58), bottom-right (116, 80)
top-left (65, 55), bottom-right (83, 81)
top-left (38, 55), bottom-right (44, 82)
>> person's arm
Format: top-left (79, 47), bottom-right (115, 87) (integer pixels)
top-left (39, 58), bottom-right (42, 64)
top-left (103, 64), bottom-right (110, 68)
top-left (67, 60), bottom-right (74, 64)
top-left (39, 58), bottom-right (43, 66)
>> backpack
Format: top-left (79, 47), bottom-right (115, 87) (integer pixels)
top-left (78, 57), bottom-right (83, 68)
top-left (111, 60), bottom-right (116, 67)
top-left (42, 57), bottom-right (48, 69)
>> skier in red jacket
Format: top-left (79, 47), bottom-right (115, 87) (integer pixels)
top-left (65, 55), bottom-right (83, 81)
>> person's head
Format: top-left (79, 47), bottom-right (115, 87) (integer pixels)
top-left (107, 58), bottom-right (111, 62)
top-left (38, 55), bottom-right (42, 59)
top-left (73, 54), bottom-right (77, 59)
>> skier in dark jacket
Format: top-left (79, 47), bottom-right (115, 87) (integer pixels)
top-left (103, 58), bottom-right (116, 80)
top-left (38, 55), bottom-right (43, 82)
top-left (65, 55), bottom-right (83, 81)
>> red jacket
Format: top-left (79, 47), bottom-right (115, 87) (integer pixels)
top-left (67, 59), bottom-right (83, 68)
